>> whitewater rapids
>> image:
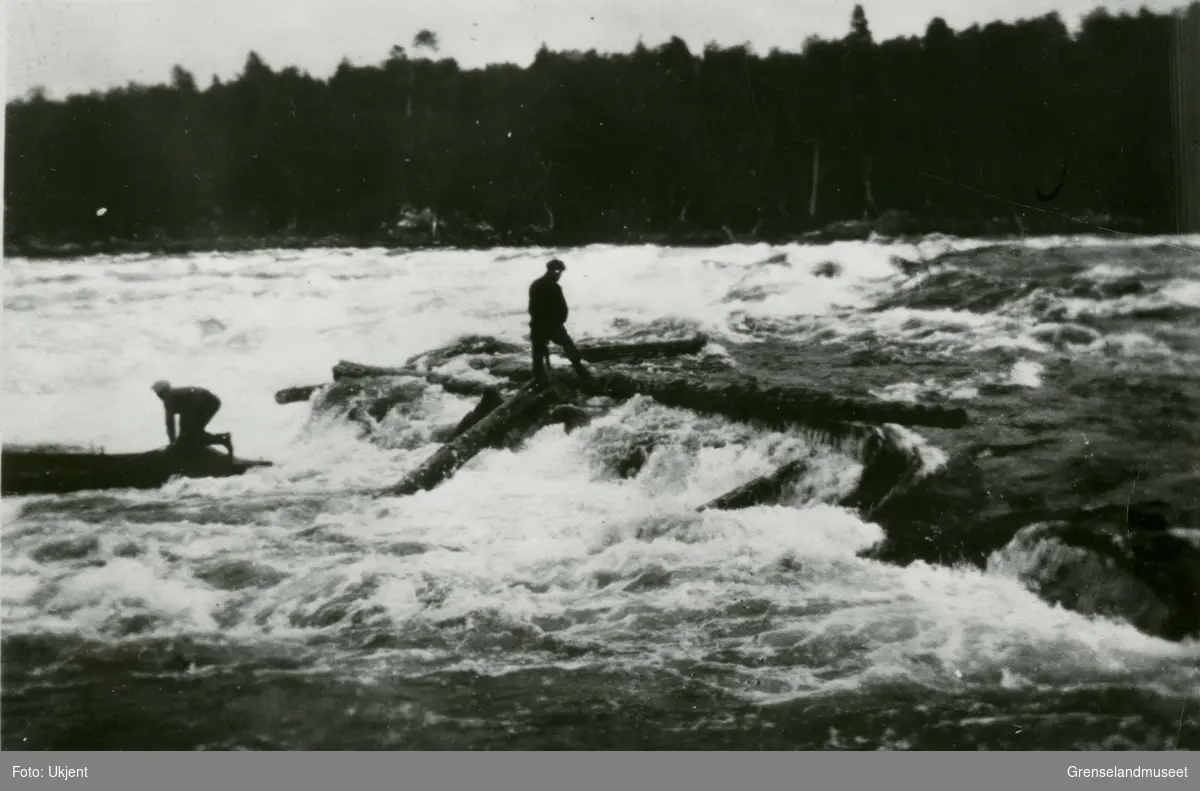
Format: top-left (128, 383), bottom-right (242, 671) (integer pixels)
top-left (3, 235), bottom-right (1199, 749)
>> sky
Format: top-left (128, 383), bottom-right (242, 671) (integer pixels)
top-left (6, 0), bottom-right (1195, 100)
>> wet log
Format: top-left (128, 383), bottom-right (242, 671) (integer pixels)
top-left (333, 334), bottom-right (708, 381)
top-left (424, 372), bottom-right (509, 398)
top-left (333, 360), bottom-right (412, 381)
top-left (567, 370), bottom-right (968, 430)
top-left (327, 361), bottom-right (497, 398)
top-left (837, 428), bottom-right (926, 517)
top-left (275, 385), bottom-right (320, 405)
top-left (344, 350), bottom-right (968, 432)
top-left (278, 368), bottom-right (497, 412)
top-left (447, 387), bottom-right (504, 440)
top-left (381, 382), bottom-right (561, 497)
top-left (2, 445), bottom-right (272, 497)
top-left (576, 334), bottom-right (708, 362)
top-left (696, 425), bottom-right (921, 514)
top-left (314, 377), bottom-right (428, 419)
top-left (410, 365), bottom-right (966, 430)
top-left (697, 459), bottom-right (811, 512)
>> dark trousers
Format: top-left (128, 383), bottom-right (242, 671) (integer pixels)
top-left (531, 323), bottom-right (587, 380)
top-left (178, 402), bottom-right (221, 448)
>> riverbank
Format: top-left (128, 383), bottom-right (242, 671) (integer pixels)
top-left (3, 211), bottom-right (1151, 260)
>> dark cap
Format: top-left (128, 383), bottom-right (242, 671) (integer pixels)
top-left (546, 259), bottom-right (566, 272)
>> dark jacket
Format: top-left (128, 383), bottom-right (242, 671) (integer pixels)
top-left (529, 274), bottom-right (568, 328)
top-left (163, 387), bottom-right (221, 416)
top-left (160, 386), bottom-right (220, 443)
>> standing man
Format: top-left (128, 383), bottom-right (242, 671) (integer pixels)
top-left (151, 380), bottom-right (234, 457)
top-left (528, 259), bottom-right (592, 385)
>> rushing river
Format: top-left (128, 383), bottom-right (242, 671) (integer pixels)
top-left (3, 235), bottom-right (1199, 749)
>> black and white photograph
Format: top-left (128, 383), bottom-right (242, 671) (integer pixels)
top-left (3, 0), bottom-right (1199, 753)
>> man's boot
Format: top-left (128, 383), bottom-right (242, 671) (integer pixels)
top-left (572, 361), bottom-right (594, 387)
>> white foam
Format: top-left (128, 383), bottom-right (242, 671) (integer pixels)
top-left (1009, 360), bottom-right (1044, 389)
top-left (5, 238), bottom-right (1199, 704)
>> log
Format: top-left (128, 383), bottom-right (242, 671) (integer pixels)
top-left (697, 426), bottom-right (928, 515)
top-left (277, 371), bottom-right (497, 406)
top-left (333, 334), bottom-right (708, 381)
top-left (333, 360), bottom-right (411, 381)
top-left (447, 387), bottom-right (504, 440)
top-left (2, 445), bottom-right (272, 497)
top-left (697, 459), bottom-right (811, 512)
top-left (301, 331), bottom-right (968, 432)
top-left (362, 384), bottom-right (429, 423)
top-left (276, 385), bottom-right (320, 405)
top-left (576, 334), bottom-right (708, 362)
top-left (381, 381), bottom-right (561, 497)
top-left (838, 429), bottom-right (926, 517)
top-left (564, 369), bottom-right (968, 430)
top-left (405, 365), bottom-right (967, 430)
top-left (424, 372), bottom-right (509, 398)
top-left (331, 361), bottom-right (502, 397)
top-left (313, 377), bottom-right (427, 417)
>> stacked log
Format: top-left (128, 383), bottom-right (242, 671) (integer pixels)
top-left (331, 335), bottom-right (708, 379)
top-left (323, 361), bottom-right (967, 432)
top-left (275, 334), bottom-right (712, 405)
top-left (276, 331), bottom-right (967, 506)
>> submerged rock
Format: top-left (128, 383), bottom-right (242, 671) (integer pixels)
top-left (625, 565), bottom-right (674, 592)
top-left (988, 517), bottom-right (1200, 642)
top-left (857, 451), bottom-right (989, 567)
top-left (812, 261), bottom-right (842, 278)
top-left (194, 559), bottom-right (289, 591)
top-left (615, 441), bottom-right (656, 479)
top-left (31, 536), bottom-right (101, 563)
top-left (542, 403), bottom-right (598, 434)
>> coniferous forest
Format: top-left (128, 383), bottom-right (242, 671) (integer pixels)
top-left (5, 4), bottom-right (1200, 256)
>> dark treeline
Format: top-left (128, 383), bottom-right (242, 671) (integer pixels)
top-left (6, 4), bottom-right (1200, 254)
